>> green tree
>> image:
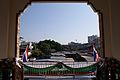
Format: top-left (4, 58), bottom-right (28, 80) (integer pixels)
top-left (39, 42), bottom-right (51, 55)
top-left (37, 39), bottom-right (63, 53)
top-left (29, 49), bottom-right (43, 58)
top-left (32, 39), bottom-right (64, 58)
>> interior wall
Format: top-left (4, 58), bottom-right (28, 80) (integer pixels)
top-left (90, 0), bottom-right (114, 57)
top-left (110, 0), bottom-right (120, 60)
top-left (91, 0), bottom-right (120, 60)
top-left (0, 0), bottom-right (10, 59)
top-left (0, 0), bottom-right (29, 59)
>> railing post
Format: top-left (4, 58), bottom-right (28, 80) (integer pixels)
top-left (12, 58), bottom-right (16, 80)
top-left (12, 58), bottom-right (24, 80)
top-left (21, 63), bottom-right (24, 80)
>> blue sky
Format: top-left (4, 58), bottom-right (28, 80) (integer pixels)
top-left (20, 3), bottom-right (99, 45)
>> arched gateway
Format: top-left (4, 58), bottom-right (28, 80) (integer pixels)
top-left (1, 0), bottom-right (120, 80)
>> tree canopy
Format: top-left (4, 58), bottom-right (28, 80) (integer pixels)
top-left (29, 40), bottom-right (64, 59)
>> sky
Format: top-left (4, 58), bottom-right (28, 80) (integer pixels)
top-left (20, 3), bottom-right (99, 45)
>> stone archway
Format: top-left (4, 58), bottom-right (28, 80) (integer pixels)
top-left (16, 0), bottom-right (105, 59)
top-left (1, 0), bottom-right (120, 80)
top-left (1, 0), bottom-right (120, 60)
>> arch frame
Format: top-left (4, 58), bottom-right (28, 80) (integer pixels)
top-left (15, 0), bottom-right (105, 58)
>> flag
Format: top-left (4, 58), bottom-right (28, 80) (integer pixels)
top-left (93, 45), bottom-right (100, 62)
top-left (22, 46), bottom-right (28, 62)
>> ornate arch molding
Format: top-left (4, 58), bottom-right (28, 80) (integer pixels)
top-left (17, 0), bottom-right (103, 15)
top-left (16, 0), bottom-right (104, 57)
top-left (88, 1), bottom-right (105, 57)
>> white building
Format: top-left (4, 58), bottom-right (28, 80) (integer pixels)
top-left (88, 35), bottom-right (98, 44)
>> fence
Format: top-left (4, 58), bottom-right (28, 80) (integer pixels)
top-left (23, 61), bottom-right (97, 79)
top-left (23, 58), bottom-right (120, 80)
top-left (0, 57), bottom-right (120, 80)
